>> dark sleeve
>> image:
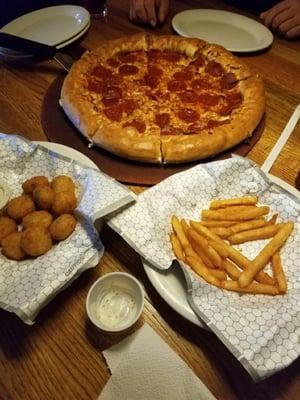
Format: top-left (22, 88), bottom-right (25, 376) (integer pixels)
top-left (224, 0), bottom-right (279, 15)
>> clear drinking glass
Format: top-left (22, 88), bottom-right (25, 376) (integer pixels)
top-left (84, 0), bottom-right (107, 19)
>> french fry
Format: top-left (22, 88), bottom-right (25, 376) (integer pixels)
top-left (202, 205), bottom-right (269, 221)
top-left (210, 269), bottom-right (227, 281)
top-left (186, 255), bottom-right (221, 287)
top-left (190, 221), bottom-right (275, 285)
top-left (271, 252), bottom-right (287, 294)
top-left (239, 222), bottom-right (294, 288)
top-left (188, 228), bottom-right (223, 268)
top-left (181, 219), bottom-right (190, 236)
top-left (188, 234), bottom-right (216, 269)
top-left (220, 280), bottom-right (280, 296)
top-left (266, 213), bottom-right (278, 226)
top-left (208, 239), bottom-right (228, 258)
top-left (209, 227), bottom-right (232, 239)
top-left (230, 218), bottom-right (267, 234)
top-left (171, 215), bottom-right (190, 252)
top-left (200, 220), bottom-right (240, 227)
top-left (170, 233), bottom-right (184, 261)
top-left (222, 260), bottom-right (241, 280)
top-left (228, 223), bottom-right (284, 245)
top-left (209, 196), bottom-right (258, 209)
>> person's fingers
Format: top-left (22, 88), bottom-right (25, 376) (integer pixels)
top-left (144, 0), bottom-right (157, 26)
top-left (260, 1), bottom-right (290, 27)
top-left (279, 16), bottom-right (300, 37)
top-left (271, 8), bottom-right (294, 30)
top-left (131, 0), bottom-right (148, 23)
top-left (157, 0), bottom-right (169, 24)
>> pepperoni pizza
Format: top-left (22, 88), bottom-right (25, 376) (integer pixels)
top-left (60, 33), bottom-right (265, 164)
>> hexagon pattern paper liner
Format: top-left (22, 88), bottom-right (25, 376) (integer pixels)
top-left (0, 134), bottom-right (136, 324)
top-left (108, 156), bottom-right (300, 381)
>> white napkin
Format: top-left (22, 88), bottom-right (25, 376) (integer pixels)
top-left (98, 323), bottom-right (216, 400)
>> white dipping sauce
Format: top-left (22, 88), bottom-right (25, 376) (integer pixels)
top-left (95, 285), bottom-right (137, 329)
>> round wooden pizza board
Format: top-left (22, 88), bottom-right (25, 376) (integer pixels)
top-left (41, 74), bottom-right (265, 186)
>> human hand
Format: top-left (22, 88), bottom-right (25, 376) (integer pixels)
top-left (260, 0), bottom-right (300, 39)
top-left (129, 0), bottom-right (169, 26)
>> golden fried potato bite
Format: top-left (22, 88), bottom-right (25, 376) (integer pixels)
top-left (22, 211), bottom-right (53, 229)
top-left (0, 216), bottom-right (17, 241)
top-left (32, 186), bottom-right (55, 210)
top-left (52, 191), bottom-right (77, 216)
top-left (6, 195), bottom-right (36, 220)
top-left (51, 175), bottom-right (75, 193)
top-left (50, 214), bottom-right (77, 241)
top-left (22, 176), bottom-right (49, 194)
top-left (21, 226), bottom-right (52, 257)
top-left (1, 232), bottom-right (26, 260)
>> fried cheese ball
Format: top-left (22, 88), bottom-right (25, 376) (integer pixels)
top-left (51, 191), bottom-right (77, 216)
top-left (0, 216), bottom-right (17, 241)
top-left (6, 195), bottom-right (36, 220)
top-left (32, 186), bottom-right (55, 210)
top-left (51, 175), bottom-right (75, 193)
top-left (22, 211), bottom-right (53, 229)
top-left (1, 232), bottom-right (27, 261)
top-left (22, 176), bottom-right (49, 194)
top-left (21, 226), bottom-right (52, 257)
top-left (49, 214), bottom-right (77, 241)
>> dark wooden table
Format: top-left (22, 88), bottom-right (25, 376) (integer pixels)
top-left (0, 1), bottom-right (299, 399)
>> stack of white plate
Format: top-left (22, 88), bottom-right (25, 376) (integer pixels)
top-left (0, 5), bottom-right (91, 59)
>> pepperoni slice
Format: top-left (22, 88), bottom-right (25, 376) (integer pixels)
top-left (205, 61), bottom-right (225, 77)
top-left (177, 108), bottom-right (199, 123)
top-left (87, 80), bottom-right (104, 93)
top-left (148, 66), bottom-right (163, 78)
top-left (190, 54), bottom-right (206, 67)
top-left (161, 125), bottom-right (178, 135)
top-left (155, 113), bottom-right (170, 128)
top-left (144, 73), bottom-right (159, 89)
top-left (147, 49), bottom-right (162, 62)
top-left (219, 72), bottom-right (238, 89)
top-left (105, 74), bottom-right (121, 86)
top-left (191, 78), bottom-right (212, 91)
top-left (107, 57), bottom-right (120, 68)
top-left (198, 93), bottom-right (222, 107)
top-left (92, 65), bottom-right (112, 79)
top-left (173, 69), bottom-right (193, 81)
top-left (167, 80), bottom-right (187, 92)
top-left (104, 106), bottom-right (122, 121)
top-left (162, 52), bottom-right (181, 62)
top-left (118, 52), bottom-right (139, 63)
top-left (102, 86), bottom-right (122, 106)
top-left (120, 99), bottom-right (137, 115)
top-left (123, 119), bottom-right (146, 133)
top-left (119, 64), bottom-right (139, 76)
top-left (219, 91), bottom-right (243, 115)
top-left (179, 90), bottom-right (198, 103)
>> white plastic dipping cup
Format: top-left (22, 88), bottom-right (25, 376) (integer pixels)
top-left (86, 272), bottom-right (144, 333)
top-left (0, 179), bottom-right (10, 212)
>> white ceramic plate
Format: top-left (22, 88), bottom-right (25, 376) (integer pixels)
top-left (143, 260), bottom-right (205, 328)
top-left (172, 9), bottom-right (273, 52)
top-left (1, 5), bottom-right (90, 46)
top-left (33, 141), bottom-right (97, 170)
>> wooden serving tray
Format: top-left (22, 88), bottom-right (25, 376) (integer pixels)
top-left (41, 74), bottom-right (264, 186)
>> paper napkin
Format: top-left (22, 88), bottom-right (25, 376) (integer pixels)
top-left (99, 323), bottom-right (216, 400)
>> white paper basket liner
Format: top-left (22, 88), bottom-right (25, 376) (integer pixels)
top-left (0, 134), bottom-right (136, 324)
top-left (108, 155), bottom-right (300, 381)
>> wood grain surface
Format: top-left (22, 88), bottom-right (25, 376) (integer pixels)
top-left (0, 1), bottom-right (299, 399)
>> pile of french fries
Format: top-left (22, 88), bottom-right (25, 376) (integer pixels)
top-left (170, 196), bottom-right (294, 295)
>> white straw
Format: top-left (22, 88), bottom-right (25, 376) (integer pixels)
top-left (261, 104), bottom-right (300, 174)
